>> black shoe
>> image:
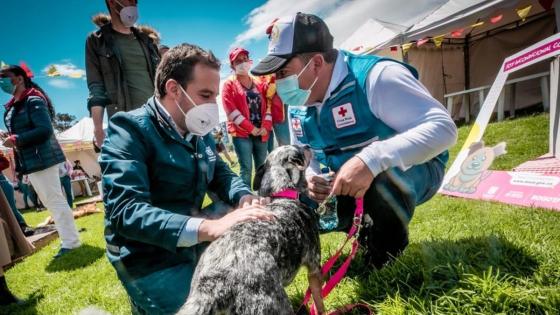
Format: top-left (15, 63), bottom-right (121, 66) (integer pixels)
top-left (53, 247), bottom-right (76, 259)
top-left (20, 225), bottom-right (35, 237)
top-left (0, 276), bottom-right (22, 306)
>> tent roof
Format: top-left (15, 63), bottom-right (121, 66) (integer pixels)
top-left (57, 117), bottom-right (106, 144)
top-left (340, 19), bottom-right (399, 54)
top-left (340, 0), bottom-right (546, 52)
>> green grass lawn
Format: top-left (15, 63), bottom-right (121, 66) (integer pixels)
top-left (2, 113), bottom-right (559, 314)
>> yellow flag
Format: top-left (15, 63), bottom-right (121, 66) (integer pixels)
top-left (47, 65), bottom-right (61, 77)
top-left (517, 5), bottom-right (532, 21)
top-left (68, 72), bottom-right (83, 79)
top-left (433, 35), bottom-right (445, 48)
top-left (401, 43), bottom-right (413, 54)
top-left (471, 21), bottom-right (485, 28)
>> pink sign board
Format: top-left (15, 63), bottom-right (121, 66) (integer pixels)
top-left (503, 37), bottom-right (560, 72)
top-left (441, 171), bottom-right (560, 211)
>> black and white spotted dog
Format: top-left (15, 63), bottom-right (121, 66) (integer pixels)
top-left (179, 145), bottom-right (325, 315)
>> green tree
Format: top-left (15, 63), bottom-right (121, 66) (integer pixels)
top-left (54, 113), bottom-right (77, 132)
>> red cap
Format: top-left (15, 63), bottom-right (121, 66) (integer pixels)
top-left (229, 47), bottom-right (249, 65)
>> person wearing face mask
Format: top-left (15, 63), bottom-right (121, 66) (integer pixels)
top-left (0, 65), bottom-right (81, 259)
top-left (252, 13), bottom-right (458, 269)
top-left (85, 0), bottom-right (160, 150)
top-left (99, 44), bottom-right (273, 314)
top-left (222, 48), bottom-right (273, 187)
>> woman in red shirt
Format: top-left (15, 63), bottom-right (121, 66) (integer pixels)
top-left (221, 48), bottom-right (272, 187)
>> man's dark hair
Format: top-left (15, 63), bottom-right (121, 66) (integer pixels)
top-left (155, 43), bottom-right (221, 98)
top-left (297, 49), bottom-right (338, 64)
top-left (105, 0), bottom-right (111, 12)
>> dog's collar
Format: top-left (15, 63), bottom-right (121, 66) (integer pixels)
top-left (271, 189), bottom-right (299, 200)
top-left (271, 189), bottom-right (319, 209)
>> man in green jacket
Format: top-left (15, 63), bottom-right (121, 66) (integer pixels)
top-left (99, 44), bottom-right (272, 314)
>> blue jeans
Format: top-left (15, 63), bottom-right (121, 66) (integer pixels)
top-left (232, 136), bottom-right (268, 188)
top-left (0, 176), bottom-right (26, 226)
top-left (60, 175), bottom-right (73, 208)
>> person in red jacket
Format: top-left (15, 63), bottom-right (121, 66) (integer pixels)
top-left (222, 48), bottom-right (272, 187)
top-left (256, 74), bottom-right (291, 152)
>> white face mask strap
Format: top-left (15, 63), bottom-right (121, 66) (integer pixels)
top-left (297, 58), bottom-right (314, 78)
top-left (177, 83), bottom-right (198, 108)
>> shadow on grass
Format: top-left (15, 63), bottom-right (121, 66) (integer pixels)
top-left (45, 244), bottom-right (105, 273)
top-left (335, 234), bottom-right (539, 311)
top-left (0, 290), bottom-right (43, 315)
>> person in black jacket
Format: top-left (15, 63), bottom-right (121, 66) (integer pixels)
top-left (0, 65), bottom-right (80, 259)
top-left (85, 0), bottom-right (160, 148)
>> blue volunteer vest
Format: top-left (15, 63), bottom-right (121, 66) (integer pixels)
top-left (289, 51), bottom-right (448, 172)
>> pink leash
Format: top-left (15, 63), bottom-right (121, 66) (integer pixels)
top-left (271, 191), bottom-right (371, 314)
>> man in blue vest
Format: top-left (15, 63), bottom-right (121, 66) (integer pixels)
top-left (252, 13), bottom-right (458, 268)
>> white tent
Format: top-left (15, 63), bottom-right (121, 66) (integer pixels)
top-left (341, 0), bottom-right (557, 120)
top-left (57, 117), bottom-right (104, 180)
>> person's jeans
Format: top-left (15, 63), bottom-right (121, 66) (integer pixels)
top-left (60, 175), bottom-right (73, 208)
top-left (0, 177), bottom-right (26, 226)
top-left (232, 136), bottom-right (268, 188)
top-left (29, 165), bottom-right (80, 249)
top-left (273, 113), bottom-right (291, 146)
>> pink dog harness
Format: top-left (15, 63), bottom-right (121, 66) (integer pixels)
top-left (270, 190), bottom-right (372, 315)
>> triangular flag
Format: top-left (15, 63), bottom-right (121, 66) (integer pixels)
top-left (68, 72), bottom-right (83, 79)
top-left (490, 14), bottom-right (503, 24)
top-left (471, 21), bottom-right (485, 28)
top-left (517, 5), bottom-right (532, 21)
top-left (538, 0), bottom-right (553, 10)
top-left (401, 43), bottom-right (413, 54)
top-left (46, 65), bottom-right (61, 77)
top-left (451, 28), bottom-right (464, 38)
top-left (417, 38), bottom-right (429, 47)
top-left (433, 35), bottom-right (445, 48)
top-left (0, 61), bottom-right (7, 70)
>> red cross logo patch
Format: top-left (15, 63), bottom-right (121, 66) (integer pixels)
top-left (332, 103), bottom-right (356, 128)
top-left (291, 117), bottom-right (303, 137)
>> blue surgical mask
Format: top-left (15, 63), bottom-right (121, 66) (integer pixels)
top-left (0, 77), bottom-right (14, 95)
top-left (276, 59), bottom-right (318, 106)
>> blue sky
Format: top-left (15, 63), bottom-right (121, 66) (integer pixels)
top-left (0, 0), bottom-right (406, 127)
top-left (0, 0), bottom-right (273, 127)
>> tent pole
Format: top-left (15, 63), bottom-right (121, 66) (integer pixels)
top-left (464, 35), bottom-right (471, 119)
top-left (550, 56), bottom-right (560, 157)
top-left (556, 0), bottom-right (560, 32)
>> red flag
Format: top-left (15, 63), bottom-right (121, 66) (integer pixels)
top-left (451, 28), bottom-right (464, 38)
top-left (390, 45), bottom-right (398, 52)
top-left (538, 0), bottom-right (553, 10)
top-left (490, 14), bottom-right (503, 24)
top-left (417, 38), bottom-right (429, 47)
top-left (19, 62), bottom-right (34, 78)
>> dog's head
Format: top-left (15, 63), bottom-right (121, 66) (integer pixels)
top-left (253, 145), bottom-right (313, 196)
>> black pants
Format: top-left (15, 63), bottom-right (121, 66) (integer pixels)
top-left (333, 158), bottom-right (445, 268)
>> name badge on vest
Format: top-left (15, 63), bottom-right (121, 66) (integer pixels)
top-left (291, 117), bottom-right (304, 137)
top-left (332, 103), bottom-right (356, 129)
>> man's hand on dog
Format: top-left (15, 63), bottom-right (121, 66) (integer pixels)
top-left (238, 195), bottom-right (271, 207)
top-left (198, 204), bottom-right (275, 242)
top-left (332, 157), bottom-right (374, 198)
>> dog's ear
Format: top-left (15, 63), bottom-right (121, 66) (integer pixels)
top-left (253, 162), bottom-right (267, 191)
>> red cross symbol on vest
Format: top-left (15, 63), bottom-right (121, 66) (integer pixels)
top-left (338, 107), bottom-right (348, 117)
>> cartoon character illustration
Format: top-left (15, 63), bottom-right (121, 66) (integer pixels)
top-left (443, 141), bottom-right (507, 194)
